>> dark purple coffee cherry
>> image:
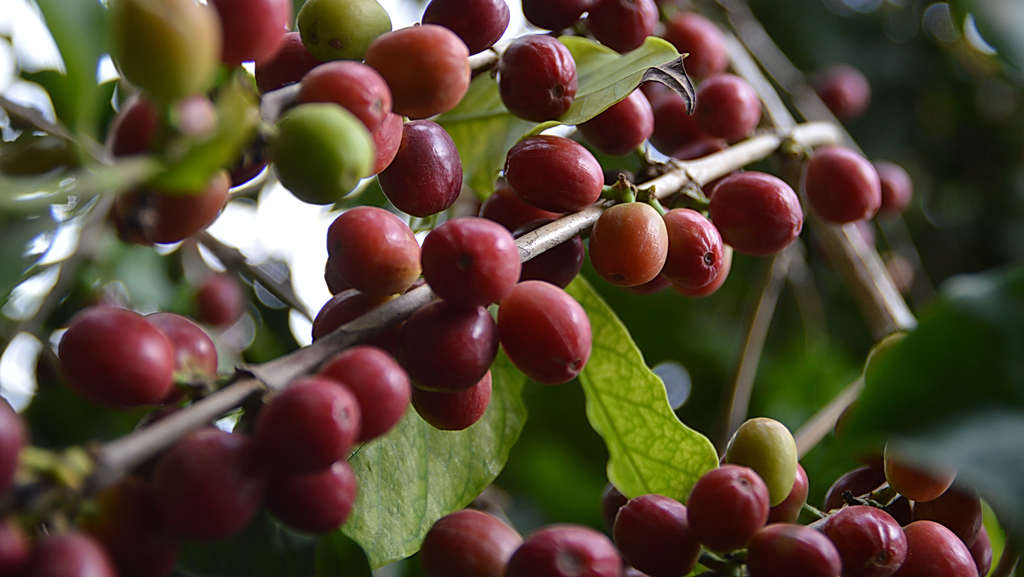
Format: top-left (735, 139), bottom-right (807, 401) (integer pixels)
top-left (498, 35), bottom-right (577, 122)
top-left (378, 120), bottom-right (463, 218)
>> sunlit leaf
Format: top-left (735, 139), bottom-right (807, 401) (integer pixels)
top-left (566, 276), bottom-right (719, 502)
top-left (341, 351), bottom-right (527, 568)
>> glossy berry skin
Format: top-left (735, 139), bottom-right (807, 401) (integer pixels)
top-left (378, 120), bottom-right (463, 217)
top-left (585, 0), bottom-right (658, 54)
top-left (686, 464), bottom-right (770, 553)
top-left (152, 429), bottom-right (265, 542)
top-left (723, 417), bottom-right (798, 507)
top-left (318, 345), bottom-right (411, 442)
top-left (892, 521), bottom-right (978, 577)
top-left (709, 171), bottom-right (803, 256)
top-left (422, 0), bottom-right (510, 55)
top-left (589, 202), bottom-right (669, 287)
top-left (370, 112), bottom-right (404, 175)
top-left (577, 89), bottom-right (655, 156)
top-left (396, 301), bottom-right (498, 392)
top-left (412, 371), bottom-right (492, 431)
top-left (803, 146), bottom-right (882, 224)
top-left (364, 24), bottom-right (470, 119)
top-left (911, 485), bottom-right (983, 547)
top-left (145, 312), bottom-right (218, 383)
top-left (113, 171), bottom-right (231, 246)
top-left (767, 464), bottom-right (808, 524)
top-left (266, 460), bottom-right (357, 534)
top-left (506, 524), bottom-right (621, 577)
top-left (661, 12), bottom-right (728, 81)
top-left (298, 61), bottom-right (393, 132)
top-left (504, 135), bottom-right (603, 213)
top-left (660, 208), bottom-right (725, 290)
top-left (969, 527), bottom-right (992, 577)
top-left (874, 160), bottom-right (913, 215)
top-left (196, 272), bottom-right (247, 328)
top-left (822, 506), bottom-right (907, 577)
top-left (27, 532), bottom-right (118, 577)
top-left (254, 376), bottom-right (361, 473)
top-left (746, 523), bottom-right (842, 577)
top-left (646, 84), bottom-right (707, 155)
top-left (0, 398), bottom-right (24, 496)
top-left (422, 217), bottom-right (521, 307)
top-left (823, 463), bottom-right (886, 511)
top-left (498, 35), bottom-right (577, 122)
top-left (813, 64), bottom-right (871, 122)
top-left (514, 219), bottom-right (585, 288)
top-left (420, 508), bottom-right (522, 577)
top-left (59, 305), bottom-right (175, 407)
top-left (521, 0), bottom-right (593, 30)
top-left (210, 0), bottom-right (290, 66)
top-left (613, 494), bottom-right (702, 577)
top-left (693, 73), bottom-right (762, 141)
top-left (311, 289), bottom-right (395, 341)
top-left (255, 31), bottom-right (323, 94)
top-left (296, 0), bottom-right (392, 62)
top-left (497, 281), bottom-right (591, 385)
top-left (480, 182), bottom-right (563, 231)
top-left (671, 244), bottom-right (731, 297)
top-left (327, 206), bottom-right (421, 297)
top-left (883, 448), bottom-right (955, 503)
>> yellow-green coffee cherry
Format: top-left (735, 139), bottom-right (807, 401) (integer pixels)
top-left (109, 0), bottom-right (222, 102)
top-left (723, 417), bottom-right (798, 506)
top-left (296, 0), bottom-right (392, 62)
top-left (270, 103), bottom-right (374, 206)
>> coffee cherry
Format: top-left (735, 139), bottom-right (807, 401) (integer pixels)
top-left (498, 35), bottom-right (577, 122)
top-left (296, 0), bottom-right (392, 62)
top-left (0, 518), bottom-right (29, 576)
top-left (497, 280), bottom-right (592, 385)
top-left (585, 0), bottom-right (658, 54)
top-left (396, 301), bottom-right (498, 392)
top-left (327, 206), bottom-right (421, 297)
top-left (577, 89), bottom-right (655, 156)
top-left (968, 527), bottom-right (992, 577)
top-left (256, 31), bottom-right (323, 94)
top-left (504, 135), bottom-right (604, 213)
top-left (686, 464), bottom-right (770, 552)
top-left (612, 494), bottom-right (701, 577)
top-left (272, 103), bottom-right (374, 205)
top-left (822, 506), bottom-right (907, 577)
top-left (58, 305), bottom-right (176, 407)
top-left (210, 0), bottom-right (290, 66)
top-left (709, 171), bottom-right (803, 256)
top-left (746, 523), bottom-right (842, 577)
top-left (112, 171), bottom-right (231, 246)
top-left (660, 208), bottom-right (725, 290)
top-left (318, 345), bottom-right (411, 442)
top-left (672, 244), bottom-right (732, 297)
top-left (298, 61), bottom-right (393, 132)
top-left (254, 376), bottom-right (361, 473)
top-left (589, 202), bottom-right (669, 287)
top-left (883, 446), bottom-right (955, 503)
top-left (647, 83), bottom-right (708, 155)
top-left (27, 532), bottom-right (118, 577)
top-left (767, 464), bottom-right (808, 524)
top-left (195, 272), bottom-right (247, 328)
top-left (420, 508), bottom-right (522, 577)
top-left (661, 12), bottom-right (728, 81)
top-left (723, 417), bottom-right (798, 506)
top-left (813, 64), bottom-right (871, 122)
top-left (422, 0), bottom-right (510, 55)
top-left (369, 112), bottom-right (404, 175)
top-left (144, 312), bottom-right (218, 386)
top-left (152, 428), bottom-right (265, 541)
top-left (874, 160), bottom-right (914, 215)
top-left (109, 0), bottom-right (221, 102)
top-left (108, 95), bottom-right (159, 157)
top-left (421, 217), bottom-right (521, 307)
top-left (911, 485), bottom-right (983, 547)
top-left (513, 219), bottom-right (585, 288)
top-left (693, 73), bottom-right (762, 141)
top-left (521, 0), bottom-right (593, 30)
top-left (822, 463), bottom-right (886, 511)
top-left (506, 524), bottom-right (621, 577)
top-left (412, 371), bottom-right (492, 431)
top-left (803, 146), bottom-right (882, 224)
top-left (365, 24), bottom-right (470, 119)
top-left (600, 483), bottom-right (628, 532)
top-left (266, 460), bottom-right (357, 534)
top-left (0, 398), bottom-right (24, 496)
top-left (480, 182), bottom-right (563, 231)
top-left (378, 120), bottom-right (463, 217)
top-left (892, 521), bottom-right (978, 577)
top-left (311, 289), bottom-right (396, 342)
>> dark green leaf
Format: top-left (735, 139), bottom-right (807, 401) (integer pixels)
top-left (566, 276), bottom-right (719, 502)
top-left (315, 531), bottom-right (372, 577)
top-left (342, 350), bottom-right (527, 568)
top-left (176, 511), bottom-right (316, 577)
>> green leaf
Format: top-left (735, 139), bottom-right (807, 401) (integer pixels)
top-left (315, 531), bottom-right (372, 577)
top-left (341, 350), bottom-right (527, 568)
top-left (952, 0), bottom-right (1024, 82)
top-left (33, 0), bottom-right (109, 137)
top-left (0, 214), bottom-right (55, 308)
top-left (175, 511), bottom-right (316, 577)
top-left (565, 276), bottom-right (719, 502)
top-left (0, 156), bottom-right (162, 215)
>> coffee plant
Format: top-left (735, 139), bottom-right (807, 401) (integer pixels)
top-left (0, 0), bottom-right (1023, 575)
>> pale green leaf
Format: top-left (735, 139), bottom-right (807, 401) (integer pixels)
top-left (566, 276), bottom-right (718, 502)
top-left (342, 351), bottom-right (527, 568)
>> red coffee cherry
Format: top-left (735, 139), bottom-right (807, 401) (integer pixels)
top-left (420, 508), bottom-right (522, 577)
top-left (660, 208), bottom-right (725, 291)
top-left (326, 206), bottom-right (421, 297)
top-left (874, 160), bottom-right (914, 215)
top-left (613, 494), bottom-right (702, 577)
top-left (513, 218), bottom-right (585, 288)
top-left (521, 0), bottom-right (593, 30)
top-left (365, 24), bottom-right (470, 119)
top-left (969, 527), bottom-right (993, 577)
top-left (506, 524), bottom-right (621, 577)
top-left (767, 464), bottom-right (808, 524)
top-left (503, 135), bottom-right (603, 213)
top-left (412, 370), bottom-right (492, 431)
top-left (693, 73), bottom-right (762, 141)
top-left (813, 64), bottom-right (871, 122)
top-left (498, 35), bottom-right (577, 122)
top-left (421, 216), bottom-right (521, 307)
top-left (671, 245), bottom-right (732, 298)
top-left (803, 146), bottom-right (882, 224)
top-left (318, 345), bottom-right (411, 443)
top-left (709, 171), bottom-right (803, 256)
top-left (421, 0), bottom-right (510, 55)
top-left (255, 31), bottom-right (323, 94)
top-left (108, 94), bottom-right (160, 157)
top-left (210, 0), bottom-right (290, 66)
top-left (0, 518), bottom-right (29, 575)
top-left (576, 89), bottom-right (655, 156)
top-left (479, 181), bottom-right (563, 231)
top-left (883, 448), bottom-right (956, 503)
top-left (892, 521), bottom-right (978, 577)
top-left (266, 460), bottom-right (358, 534)
top-left (646, 83), bottom-right (708, 155)
top-left (378, 120), bottom-right (463, 218)
top-left (746, 523), bottom-right (843, 577)
top-left (589, 202), bottom-right (669, 288)
top-left (112, 171), bottom-right (231, 246)
top-left (144, 312), bottom-right (218, 384)
top-left (823, 506), bottom-right (907, 577)
top-left (396, 301), bottom-right (498, 392)
top-left (58, 305), bottom-right (176, 407)
top-left (298, 61), bottom-right (393, 132)
top-left (686, 464), bottom-right (770, 553)
top-left (0, 398), bottom-right (25, 496)
top-left (27, 532), bottom-right (118, 577)
top-left (822, 463), bottom-right (886, 512)
top-left (585, 0), bottom-right (658, 54)
top-left (311, 289), bottom-right (396, 342)
top-left (369, 112), bottom-right (404, 176)
top-left (661, 11), bottom-right (728, 81)
top-left (600, 483), bottom-right (628, 532)
top-left (911, 485), bottom-right (983, 547)
top-left (195, 272), bottom-right (246, 328)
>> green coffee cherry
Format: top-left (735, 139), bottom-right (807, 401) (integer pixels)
top-left (270, 103), bottom-right (374, 206)
top-left (109, 0), bottom-right (221, 102)
top-left (297, 0), bottom-right (392, 62)
top-left (723, 417), bottom-right (798, 506)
